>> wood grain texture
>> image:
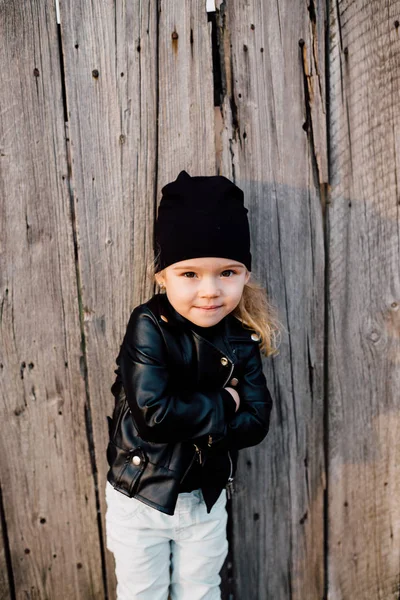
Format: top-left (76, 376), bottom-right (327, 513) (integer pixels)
top-left (216, 1), bottom-right (327, 598)
top-left (58, 1), bottom-right (159, 597)
top-left (0, 1), bottom-right (103, 597)
top-left (328, 1), bottom-right (400, 598)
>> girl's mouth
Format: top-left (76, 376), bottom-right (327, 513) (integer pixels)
top-left (196, 305), bottom-right (222, 311)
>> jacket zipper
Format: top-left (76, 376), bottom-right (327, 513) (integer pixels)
top-left (227, 450), bottom-right (233, 480)
top-left (226, 450), bottom-right (234, 500)
top-left (207, 361), bottom-right (235, 449)
top-left (179, 447), bottom-right (197, 484)
top-left (221, 361), bottom-right (235, 389)
top-left (193, 443), bottom-right (203, 464)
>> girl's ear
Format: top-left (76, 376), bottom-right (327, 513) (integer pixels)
top-left (155, 272), bottom-right (165, 288)
top-left (244, 270), bottom-right (251, 284)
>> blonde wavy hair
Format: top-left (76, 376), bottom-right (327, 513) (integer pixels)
top-left (148, 254), bottom-right (282, 357)
top-left (231, 277), bottom-right (281, 357)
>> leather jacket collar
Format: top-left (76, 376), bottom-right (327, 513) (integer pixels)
top-left (151, 292), bottom-right (255, 343)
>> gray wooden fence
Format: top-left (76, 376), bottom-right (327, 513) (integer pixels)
top-left (0, 1), bottom-right (399, 598)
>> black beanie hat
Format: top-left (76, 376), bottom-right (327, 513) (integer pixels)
top-left (155, 170), bottom-right (252, 271)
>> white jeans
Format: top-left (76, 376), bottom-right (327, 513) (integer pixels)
top-left (105, 481), bottom-right (229, 600)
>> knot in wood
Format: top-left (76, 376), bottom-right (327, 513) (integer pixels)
top-left (368, 329), bottom-right (380, 343)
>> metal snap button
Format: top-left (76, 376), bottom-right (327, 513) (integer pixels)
top-left (220, 357), bottom-right (229, 366)
top-left (160, 315), bottom-right (168, 322)
top-left (251, 333), bottom-right (260, 341)
top-left (132, 455), bottom-right (141, 466)
top-left (230, 377), bottom-right (239, 387)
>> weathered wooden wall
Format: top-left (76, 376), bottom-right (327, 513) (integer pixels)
top-left (0, 1), bottom-right (398, 599)
top-left (327, 1), bottom-right (400, 598)
top-left (0, 1), bottom-right (104, 597)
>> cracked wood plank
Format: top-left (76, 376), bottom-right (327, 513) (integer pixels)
top-left (215, 1), bottom-right (327, 598)
top-left (328, 1), bottom-right (400, 599)
top-left (0, 1), bottom-right (103, 597)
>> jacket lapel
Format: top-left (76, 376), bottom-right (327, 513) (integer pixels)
top-left (191, 332), bottom-right (234, 389)
top-left (150, 293), bottom-right (254, 389)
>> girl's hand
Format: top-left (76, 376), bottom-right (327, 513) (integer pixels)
top-left (225, 387), bottom-right (240, 412)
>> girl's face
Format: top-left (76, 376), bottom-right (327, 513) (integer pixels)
top-left (155, 257), bottom-right (250, 327)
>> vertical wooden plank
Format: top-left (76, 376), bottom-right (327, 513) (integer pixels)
top-left (59, 0), bottom-right (158, 596)
top-left (328, 1), bottom-right (400, 598)
top-left (216, 1), bottom-right (327, 598)
top-left (157, 0), bottom-right (216, 186)
top-left (0, 1), bottom-right (103, 597)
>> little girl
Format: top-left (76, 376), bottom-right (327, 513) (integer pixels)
top-left (105, 170), bottom-right (279, 600)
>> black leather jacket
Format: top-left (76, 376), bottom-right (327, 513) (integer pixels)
top-left (106, 293), bottom-right (273, 515)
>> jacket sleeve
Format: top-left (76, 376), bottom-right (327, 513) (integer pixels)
top-left (116, 306), bottom-right (236, 444)
top-left (222, 342), bottom-right (273, 451)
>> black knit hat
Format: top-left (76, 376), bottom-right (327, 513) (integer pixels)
top-left (155, 170), bottom-right (252, 271)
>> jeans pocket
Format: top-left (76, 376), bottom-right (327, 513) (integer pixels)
top-left (106, 481), bottom-right (145, 520)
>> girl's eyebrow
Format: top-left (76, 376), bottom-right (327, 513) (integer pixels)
top-left (172, 263), bottom-right (244, 271)
top-left (171, 266), bottom-right (195, 271)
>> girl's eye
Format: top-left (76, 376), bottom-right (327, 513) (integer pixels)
top-left (182, 272), bottom-right (197, 278)
top-left (221, 270), bottom-right (236, 277)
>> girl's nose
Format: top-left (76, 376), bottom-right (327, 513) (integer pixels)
top-left (199, 278), bottom-right (221, 297)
